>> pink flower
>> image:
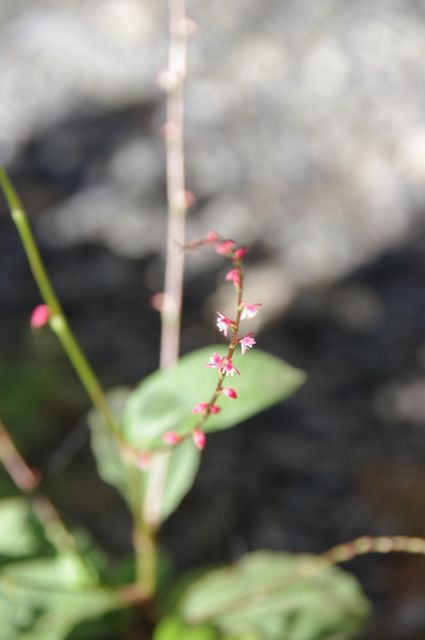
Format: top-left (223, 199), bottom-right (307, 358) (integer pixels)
top-left (223, 359), bottom-right (240, 376)
top-left (225, 269), bottom-right (241, 288)
top-left (215, 240), bottom-right (235, 255)
top-left (240, 303), bottom-right (262, 320)
top-left (206, 352), bottom-right (223, 369)
top-left (162, 431), bottom-right (181, 445)
top-left (30, 304), bottom-right (51, 329)
top-left (234, 246), bottom-right (248, 260)
top-left (193, 428), bottom-right (206, 450)
top-left (239, 333), bottom-right (256, 355)
top-left (209, 405), bottom-right (221, 414)
top-left (205, 230), bottom-right (220, 244)
top-left (192, 402), bottom-right (209, 414)
top-left (222, 387), bottom-right (238, 399)
top-left (216, 311), bottom-right (234, 337)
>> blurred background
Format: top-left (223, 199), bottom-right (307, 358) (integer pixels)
top-left (1, 0), bottom-right (425, 637)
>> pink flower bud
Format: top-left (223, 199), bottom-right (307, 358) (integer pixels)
top-left (192, 402), bottom-right (209, 414)
top-left (239, 333), bottom-right (256, 355)
top-left (193, 428), bottom-right (206, 450)
top-left (225, 268), bottom-right (241, 288)
top-left (234, 246), bottom-right (248, 260)
top-left (209, 405), bottom-right (221, 414)
top-left (215, 240), bottom-right (236, 255)
top-left (222, 387), bottom-right (237, 399)
top-left (205, 230), bottom-right (220, 244)
top-left (30, 304), bottom-right (51, 329)
top-left (240, 302), bottom-right (262, 320)
top-left (175, 189), bottom-right (197, 210)
top-left (162, 431), bottom-right (181, 445)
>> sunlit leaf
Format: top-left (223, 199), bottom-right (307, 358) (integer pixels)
top-left (123, 347), bottom-right (305, 449)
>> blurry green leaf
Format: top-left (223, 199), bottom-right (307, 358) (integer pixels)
top-left (89, 388), bottom-right (200, 523)
top-left (123, 346), bottom-right (305, 448)
top-left (0, 556), bottom-right (121, 640)
top-left (160, 438), bottom-right (200, 520)
top-left (0, 498), bottom-right (40, 558)
top-left (153, 616), bottom-right (219, 640)
top-left (176, 551), bottom-right (370, 640)
top-left (88, 388), bottom-right (132, 499)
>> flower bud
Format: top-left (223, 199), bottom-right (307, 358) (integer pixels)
top-left (162, 431), bottom-right (181, 445)
top-left (30, 304), bottom-right (51, 330)
top-left (193, 428), bottom-right (206, 450)
top-left (222, 387), bottom-right (237, 399)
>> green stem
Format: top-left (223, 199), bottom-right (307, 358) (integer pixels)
top-left (0, 168), bottom-right (120, 440)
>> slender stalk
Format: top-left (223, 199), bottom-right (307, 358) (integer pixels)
top-left (0, 168), bottom-right (120, 441)
top-left (139, 0), bottom-right (191, 591)
top-left (0, 419), bottom-right (94, 575)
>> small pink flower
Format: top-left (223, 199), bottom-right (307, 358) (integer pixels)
top-left (239, 333), bottom-right (256, 355)
top-left (162, 431), bottom-right (181, 445)
top-left (223, 359), bottom-right (240, 376)
top-left (192, 402), bottom-right (209, 414)
top-left (222, 387), bottom-right (238, 399)
top-left (193, 428), bottom-right (206, 450)
top-left (30, 304), bottom-right (51, 329)
top-left (209, 405), bottom-right (221, 414)
top-left (206, 352), bottom-right (223, 369)
top-left (215, 240), bottom-right (236, 255)
top-left (234, 246), bottom-right (248, 260)
top-left (216, 311), bottom-right (234, 337)
top-left (225, 269), bottom-right (241, 288)
top-left (240, 302), bottom-right (262, 320)
top-left (205, 230), bottom-right (220, 243)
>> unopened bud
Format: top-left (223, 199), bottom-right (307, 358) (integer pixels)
top-left (30, 304), bottom-right (51, 330)
top-left (209, 405), bottom-right (221, 414)
top-left (222, 387), bottom-right (237, 399)
top-left (234, 246), bottom-right (248, 260)
top-left (193, 428), bottom-right (206, 450)
top-left (162, 431), bottom-right (181, 445)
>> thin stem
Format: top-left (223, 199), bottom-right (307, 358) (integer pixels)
top-left (140, 0), bottom-right (191, 589)
top-left (0, 419), bottom-right (94, 575)
top-left (0, 168), bottom-right (121, 441)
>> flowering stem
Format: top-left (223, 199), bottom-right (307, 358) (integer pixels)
top-left (0, 168), bottom-right (121, 441)
top-left (137, 0), bottom-right (191, 596)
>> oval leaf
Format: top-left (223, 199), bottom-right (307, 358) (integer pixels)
top-left (123, 347), bottom-right (305, 448)
top-left (176, 551), bottom-right (370, 640)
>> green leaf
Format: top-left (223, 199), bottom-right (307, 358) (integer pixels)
top-left (89, 388), bottom-right (200, 523)
top-left (153, 616), bottom-right (219, 640)
top-left (175, 551), bottom-right (370, 640)
top-left (88, 387), bottom-right (132, 500)
top-left (0, 556), bottom-right (121, 640)
top-left (160, 438), bottom-right (201, 521)
top-left (0, 498), bottom-right (40, 559)
top-left (123, 346), bottom-right (305, 448)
